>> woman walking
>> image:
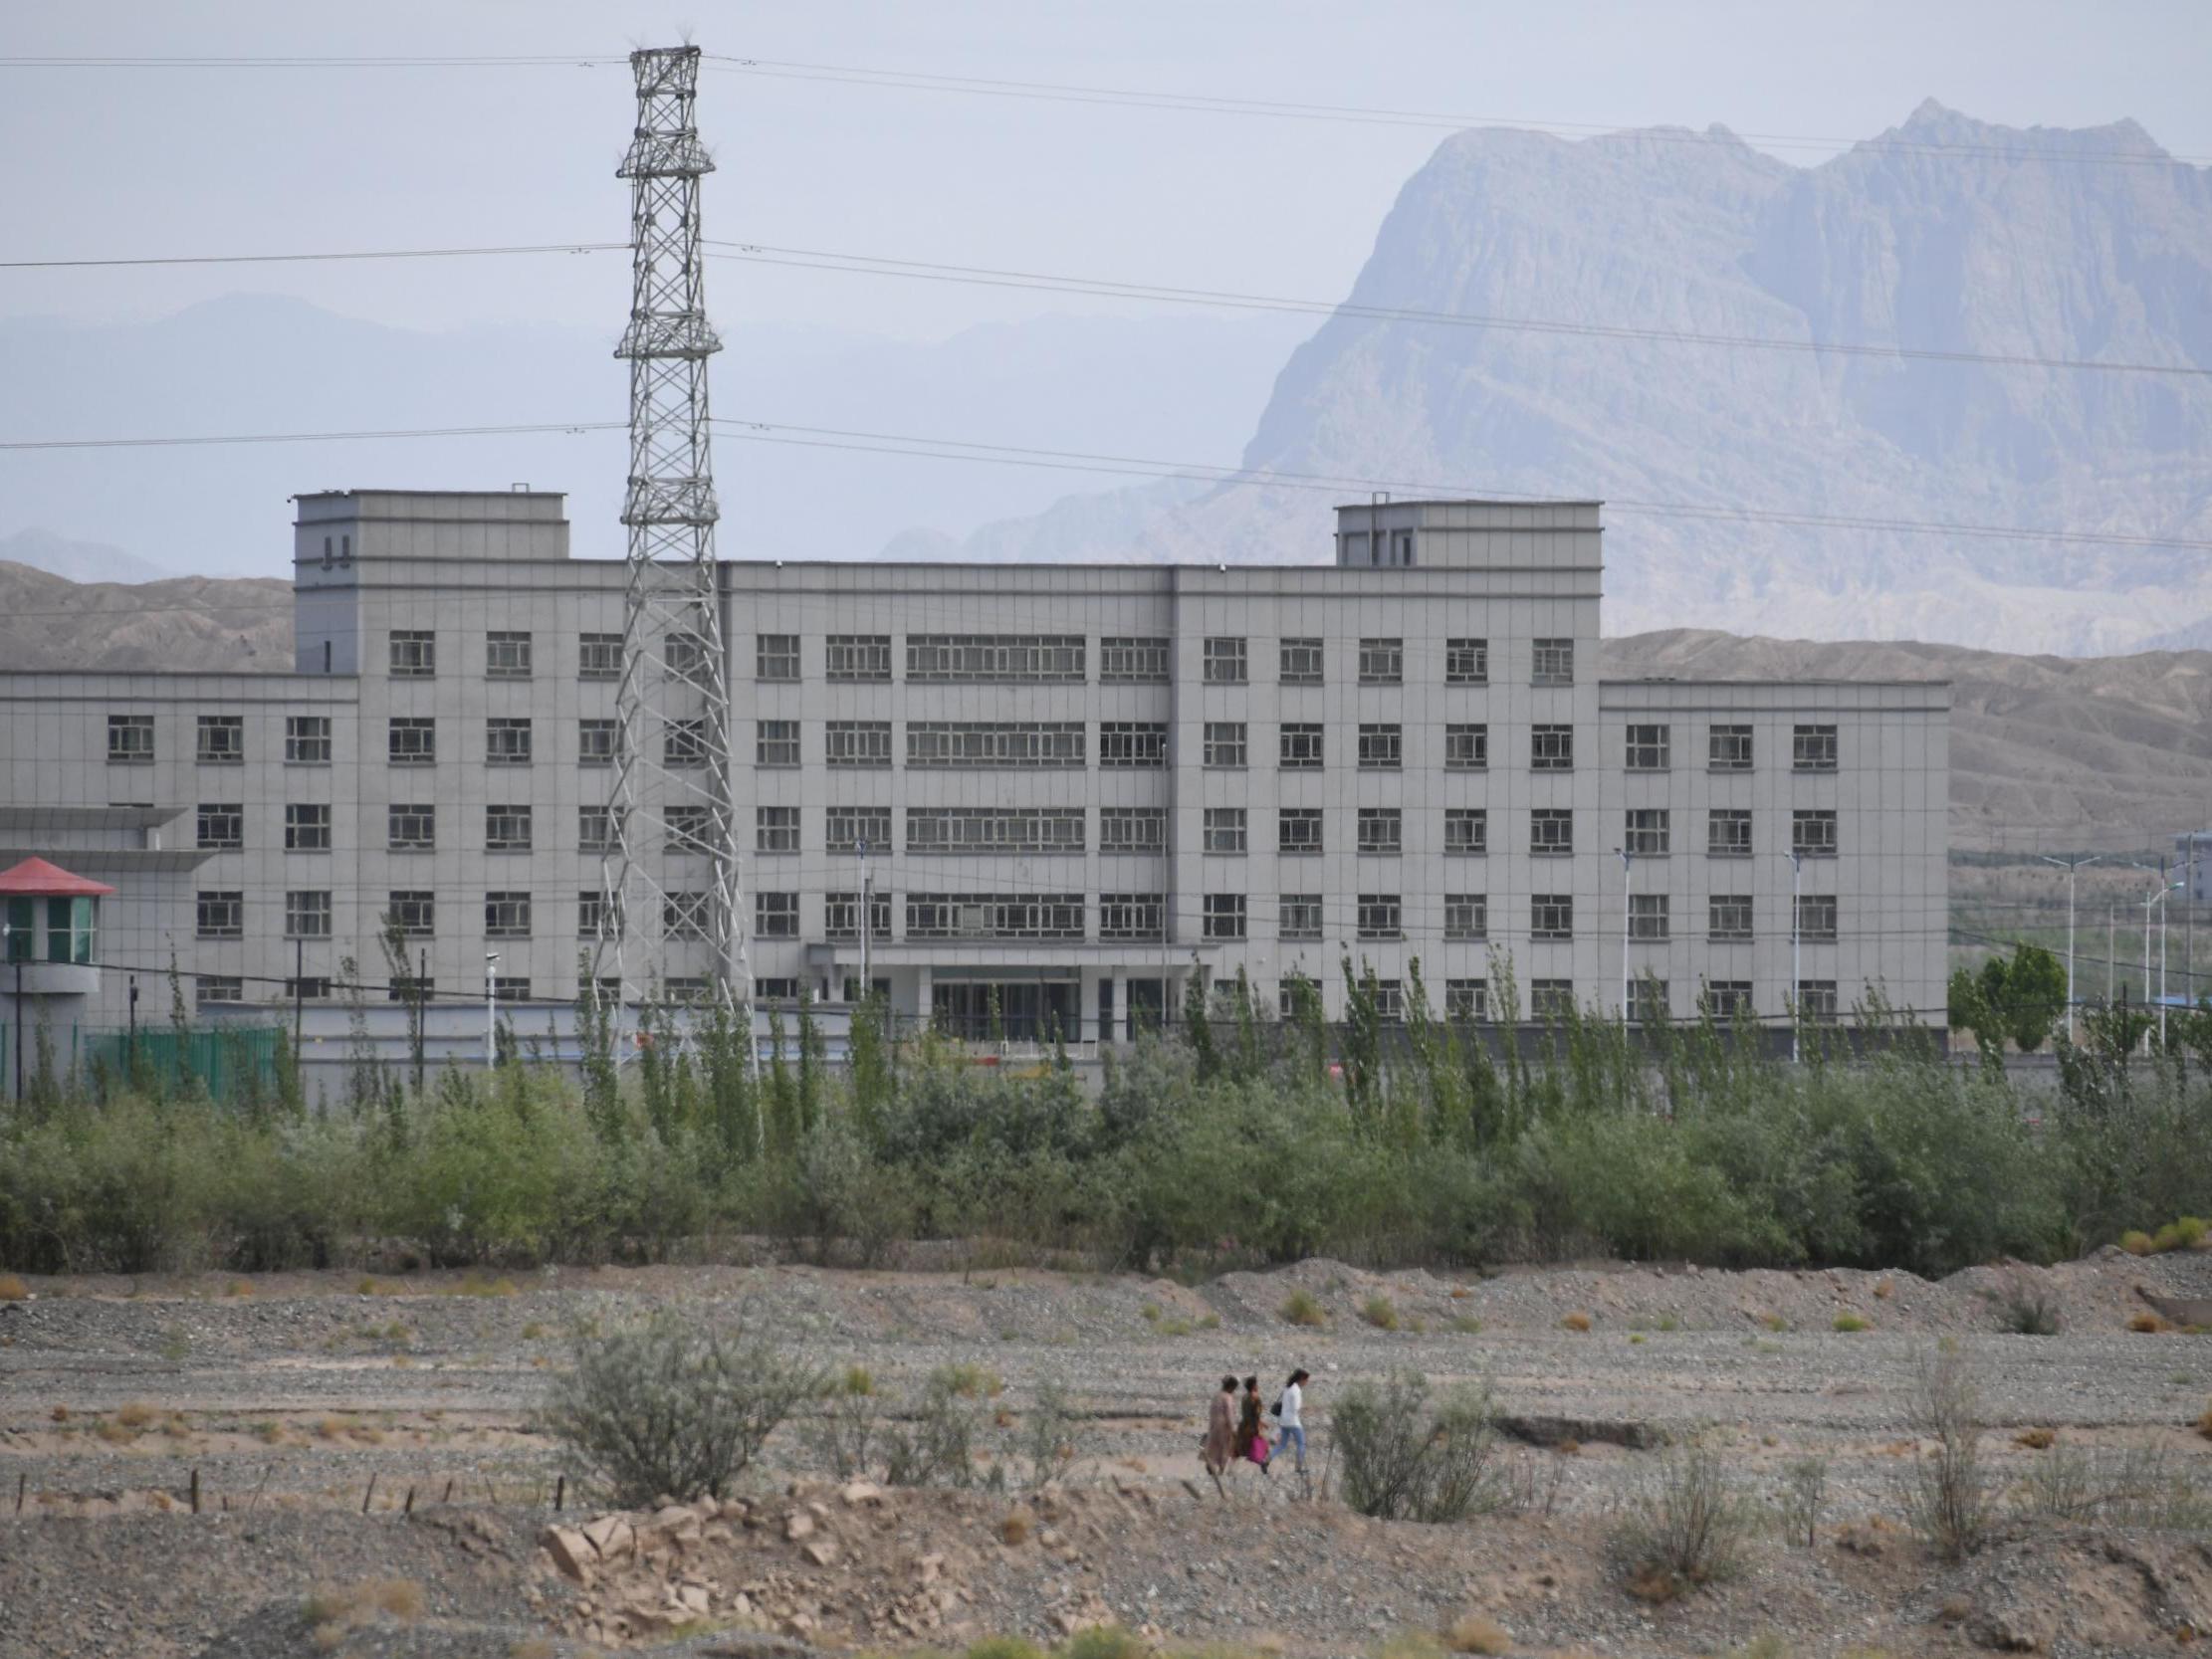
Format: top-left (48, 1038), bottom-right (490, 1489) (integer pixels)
top-left (1273, 1369), bottom-right (1309, 1475)
top-left (1239, 1375), bottom-right (1271, 1473)
top-left (1203, 1373), bottom-right (1237, 1495)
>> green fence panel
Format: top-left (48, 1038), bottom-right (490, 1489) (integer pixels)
top-left (74, 1026), bottom-right (282, 1107)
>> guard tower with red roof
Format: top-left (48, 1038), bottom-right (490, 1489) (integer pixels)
top-left (1, 857), bottom-right (113, 1098)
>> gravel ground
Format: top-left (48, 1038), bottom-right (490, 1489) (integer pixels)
top-left (5, 1247), bottom-right (2212, 1657)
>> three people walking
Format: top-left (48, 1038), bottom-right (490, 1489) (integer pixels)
top-left (1201, 1366), bottom-right (1311, 1493)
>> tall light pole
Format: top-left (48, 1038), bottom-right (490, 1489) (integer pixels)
top-left (1785, 849), bottom-right (1804, 1063)
top-left (2038, 853), bottom-right (2102, 1045)
top-left (1615, 848), bottom-right (1634, 1023)
top-left (856, 838), bottom-right (871, 1003)
top-left (485, 952), bottom-right (500, 1070)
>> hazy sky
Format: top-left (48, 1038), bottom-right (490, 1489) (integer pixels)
top-left (7, 0), bottom-right (2209, 341)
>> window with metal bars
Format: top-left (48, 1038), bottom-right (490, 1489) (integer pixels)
top-left (1793, 724), bottom-right (1839, 771)
top-left (1624, 808), bottom-right (1670, 856)
top-left (1709, 725), bottom-right (1754, 771)
top-left (1444, 894), bottom-right (1487, 940)
top-left (485, 631), bottom-right (533, 679)
top-left (1531, 808), bottom-right (1574, 857)
top-left (1279, 638), bottom-right (1323, 684)
top-left (757, 720), bottom-right (800, 766)
top-left (1444, 809), bottom-right (1487, 856)
top-left (197, 803), bottom-right (242, 850)
top-left (756, 634), bottom-right (799, 681)
top-left (1445, 639), bottom-right (1488, 684)
top-left (286, 716), bottom-right (331, 763)
top-left (1204, 808), bottom-right (1247, 854)
top-left (1279, 723), bottom-right (1324, 769)
top-left (1099, 807), bottom-right (1167, 851)
top-left (1357, 724), bottom-right (1402, 769)
top-left (1792, 810), bottom-right (1839, 858)
top-left (1278, 895), bottom-right (1322, 940)
top-left (906, 634), bottom-right (1086, 682)
top-left (824, 721), bottom-right (893, 767)
top-left (1356, 894), bottom-right (1401, 940)
top-left (756, 806), bottom-right (800, 853)
top-left (485, 892), bottom-right (533, 937)
top-left (386, 891), bottom-right (434, 935)
top-left (1203, 637), bottom-right (1248, 684)
top-left (387, 804), bottom-right (435, 851)
top-left (825, 635), bottom-right (892, 681)
top-left (486, 717), bottom-right (533, 766)
top-left (826, 806), bottom-right (891, 852)
top-left (1278, 808), bottom-right (1323, 855)
top-left (196, 715), bottom-right (244, 764)
top-left (1357, 638), bottom-right (1403, 685)
top-left (1708, 894), bottom-right (1754, 941)
top-left (907, 808), bottom-right (1085, 853)
top-left (1203, 894), bottom-right (1246, 940)
top-left (485, 805), bottom-right (533, 852)
top-left (907, 894), bottom-right (1085, 939)
top-left (1357, 808), bottom-right (1401, 855)
top-left (578, 632), bottom-right (622, 680)
top-left (823, 891), bottom-right (892, 940)
top-left (1100, 637), bottom-right (1169, 682)
top-left (1531, 638), bottom-right (1574, 686)
top-left (1099, 894), bottom-right (1165, 940)
top-left (1708, 809), bottom-right (1753, 858)
top-left (906, 722), bottom-right (1084, 768)
top-left (1630, 894), bottom-right (1670, 941)
top-left (1626, 724), bottom-right (1669, 771)
top-left (1098, 723), bottom-right (1168, 767)
top-left (1204, 723), bottom-right (1247, 768)
top-left (1444, 724), bottom-right (1487, 770)
top-left (1531, 895), bottom-right (1573, 940)
top-left (285, 891), bottom-right (332, 938)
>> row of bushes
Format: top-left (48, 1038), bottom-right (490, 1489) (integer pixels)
top-left (2, 975), bottom-right (2209, 1276)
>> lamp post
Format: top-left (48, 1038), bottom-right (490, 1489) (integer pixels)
top-left (2038, 854), bottom-right (2102, 1046)
top-left (484, 952), bottom-right (499, 1070)
top-left (1615, 848), bottom-right (1634, 1024)
top-left (856, 838), bottom-right (870, 1003)
top-left (1785, 849), bottom-right (1805, 1064)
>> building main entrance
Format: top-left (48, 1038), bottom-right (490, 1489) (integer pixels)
top-left (933, 979), bottom-right (1079, 1042)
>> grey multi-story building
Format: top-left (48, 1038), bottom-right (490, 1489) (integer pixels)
top-left (0, 488), bottom-right (1950, 1049)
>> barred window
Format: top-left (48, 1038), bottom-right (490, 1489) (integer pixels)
top-left (1530, 979), bottom-right (1575, 1018)
top-left (664, 805), bottom-right (712, 853)
top-left (758, 720), bottom-right (800, 767)
top-left (197, 715), bottom-right (244, 764)
top-left (485, 805), bottom-right (533, 852)
top-left (1793, 724), bottom-right (1839, 772)
top-left (1357, 638), bottom-right (1403, 685)
top-left (1708, 894), bottom-right (1754, 941)
top-left (195, 891), bottom-right (244, 939)
top-left (1100, 637), bottom-right (1170, 683)
top-left (485, 630), bottom-right (532, 679)
top-left (485, 891), bottom-right (533, 938)
top-left (1279, 723), bottom-right (1324, 769)
top-left (490, 976), bottom-right (532, 1004)
top-left (286, 715), bottom-right (332, 764)
top-left (826, 806), bottom-right (892, 852)
top-left (1796, 894), bottom-right (1839, 941)
top-left (578, 719), bottom-right (619, 767)
top-left (1100, 894), bottom-right (1165, 940)
top-left (386, 975), bottom-right (433, 1003)
top-left (666, 977), bottom-right (716, 1003)
top-left (1203, 637), bottom-right (1248, 684)
top-left (1630, 894), bottom-right (1670, 941)
top-left (908, 807), bottom-right (1085, 853)
top-left (1278, 808), bottom-right (1324, 855)
top-left (1372, 980), bottom-right (1405, 1023)
top-left (1795, 980), bottom-right (1840, 1023)
top-left (1099, 722), bottom-right (1168, 768)
top-left (1278, 895), bottom-right (1323, 940)
top-left (662, 719), bottom-right (705, 768)
top-left (1444, 724), bottom-right (1487, 770)
top-left (197, 802), bottom-right (243, 850)
top-left (1099, 807), bottom-right (1167, 852)
top-left (1444, 894), bottom-right (1487, 940)
top-left (824, 891), bottom-right (892, 941)
top-left (1204, 722), bottom-right (1247, 768)
top-left (1357, 724), bottom-right (1402, 769)
top-left (660, 890), bottom-right (712, 938)
top-left (577, 891), bottom-right (621, 938)
top-left (1279, 637), bottom-right (1323, 685)
top-left (1356, 894), bottom-right (1402, 940)
top-left (196, 974), bottom-right (244, 1005)
top-left (1203, 893), bottom-right (1247, 940)
top-left (907, 634), bottom-right (1086, 682)
top-left (1531, 808), bottom-right (1574, 857)
top-left (1445, 978), bottom-right (1487, 1021)
top-left (285, 804), bottom-right (330, 852)
top-left (757, 633), bottom-right (800, 681)
top-left (1708, 809), bottom-right (1753, 858)
top-left (1702, 980), bottom-right (1754, 1019)
top-left (907, 721), bottom-right (1084, 768)
top-left (387, 804), bottom-right (435, 851)
top-left (578, 632), bottom-right (622, 680)
top-left (1531, 638), bottom-right (1575, 686)
top-left (577, 807), bottom-right (618, 855)
top-left (825, 721), bottom-right (894, 767)
top-left (486, 717), bottom-right (533, 766)
top-left (1624, 808), bottom-right (1670, 856)
top-left (1531, 724), bottom-right (1574, 770)
top-left (1444, 808), bottom-right (1487, 856)
top-left (825, 634), bottom-right (892, 681)
top-left (1793, 810), bottom-right (1839, 858)
top-left (1445, 638), bottom-right (1488, 685)
top-left (1627, 978), bottom-right (1669, 1026)
top-left (1709, 725), bottom-right (1754, 771)
top-left (1531, 894), bottom-right (1574, 940)
top-left (389, 629), bottom-right (435, 679)
top-left (582, 974), bottom-right (623, 1004)
top-left (388, 717), bottom-right (436, 765)
top-left (1357, 808), bottom-right (1402, 855)
top-left (663, 633), bottom-right (708, 678)
top-left (386, 891), bottom-right (435, 936)
top-left (107, 714), bottom-right (154, 762)
top-left (757, 805), bottom-right (800, 853)
top-left (285, 891), bottom-right (332, 938)
top-left (1204, 808), bottom-right (1248, 854)
top-left (907, 894), bottom-right (1084, 939)
top-left (1626, 724), bottom-right (1669, 771)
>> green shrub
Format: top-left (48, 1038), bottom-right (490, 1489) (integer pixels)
top-left (1335, 1372), bottom-right (1505, 1523)
top-left (1280, 1288), bottom-right (1328, 1327)
top-left (1061, 1625), bottom-right (1147, 1659)
top-left (1614, 1437), bottom-right (1749, 1596)
top-left (1361, 1294), bottom-right (1401, 1331)
top-left (1833, 1313), bottom-right (1871, 1333)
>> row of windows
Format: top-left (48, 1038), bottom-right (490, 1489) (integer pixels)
top-left (385, 629), bottom-right (625, 683)
top-left (108, 711), bottom-right (1844, 776)
top-left (198, 886), bottom-right (1842, 946)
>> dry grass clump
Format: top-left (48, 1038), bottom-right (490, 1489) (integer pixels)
top-left (1833, 1313), bottom-right (1871, 1333)
top-left (508, 1641), bottom-right (557, 1659)
top-left (1448, 1315), bottom-right (1483, 1335)
top-left (1760, 1314), bottom-right (1789, 1333)
top-left (1061, 1627), bottom-right (1147, 1659)
top-left (0, 1273), bottom-right (27, 1301)
top-left (997, 1508), bottom-right (1033, 1546)
top-left (93, 1417), bottom-right (135, 1444)
top-left (1560, 1312), bottom-right (1592, 1334)
top-left (2129, 1312), bottom-right (2170, 1335)
top-left (303, 1578), bottom-right (425, 1647)
top-left (2121, 1230), bottom-right (2157, 1256)
top-left (114, 1401), bottom-right (157, 1429)
top-left (1279, 1288), bottom-right (1328, 1328)
top-left (1873, 1279), bottom-right (1894, 1301)
top-left (2015, 1427), bottom-right (2056, 1450)
top-left (2196, 1402), bottom-right (2212, 1443)
top-left (225, 1279), bottom-right (253, 1298)
top-left (1899, 1347), bottom-right (1993, 1561)
top-left (1442, 1613), bottom-right (1513, 1655)
top-left (446, 1274), bottom-right (518, 1298)
top-left (933, 1361), bottom-right (1004, 1399)
top-left (1614, 1437), bottom-right (1750, 1600)
top-left (1362, 1294), bottom-right (1402, 1332)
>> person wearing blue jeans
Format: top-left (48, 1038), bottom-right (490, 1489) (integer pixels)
top-left (1272, 1368), bottom-right (1310, 1471)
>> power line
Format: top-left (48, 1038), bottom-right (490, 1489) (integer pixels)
top-left (702, 55), bottom-right (2212, 170)
top-left (0, 241), bottom-right (623, 271)
top-left (0, 420), bottom-right (622, 452)
top-left (0, 54), bottom-right (623, 69)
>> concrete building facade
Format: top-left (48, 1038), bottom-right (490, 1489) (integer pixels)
top-left (0, 489), bottom-right (1950, 1050)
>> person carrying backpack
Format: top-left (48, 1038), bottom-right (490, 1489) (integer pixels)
top-left (1272, 1368), bottom-right (1310, 1473)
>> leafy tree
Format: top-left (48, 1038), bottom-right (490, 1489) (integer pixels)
top-left (1995, 944), bottom-right (2067, 1053)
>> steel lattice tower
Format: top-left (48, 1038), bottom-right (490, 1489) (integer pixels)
top-left (596, 45), bottom-right (746, 1021)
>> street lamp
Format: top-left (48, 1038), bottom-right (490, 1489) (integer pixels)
top-left (484, 952), bottom-right (500, 1070)
top-left (2037, 853), bottom-right (2102, 1046)
top-left (856, 838), bottom-right (871, 1003)
top-left (1784, 849), bottom-right (1805, 1064)
top-left (2129, 863), bottom-right (2186, 1051)
top-left (1615, 848), bottom-right (1634, 1024)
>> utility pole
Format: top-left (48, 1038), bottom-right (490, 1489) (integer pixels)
top-left (1785, 849), bottom-right (1804, 1063)
top-left (485, 953), bottom-right (499, 1071)
top-left (1615, 848), bottom-right (1633, 1025)
top-left (857, 838), bottom-right (871, 1002)
top-left (292, 938), bottom-right (305, 1098)
top-left (2038, 853), bottom-right (2101, 1046)
top-left (594, 45), bottom-right (749, 1048)
top-left (415, 946), bottom-right (427, 1094)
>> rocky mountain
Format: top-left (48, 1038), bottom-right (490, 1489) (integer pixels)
top-left (0, 529), bottom-right (168, 585)
top-left (911, 103), bottom-right (2212, 656)
top-left (0, 562), bottom-right (291, 675)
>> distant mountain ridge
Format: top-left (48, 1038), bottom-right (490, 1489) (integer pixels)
top-left (0, 529), bottom-right (168, 585)
top-left (900, 102), bottom-right (2212, 656)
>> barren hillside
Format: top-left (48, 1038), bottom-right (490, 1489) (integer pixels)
top-left (0, 561), bottom-right (291, 675)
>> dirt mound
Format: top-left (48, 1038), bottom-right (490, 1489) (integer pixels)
top-left (1928, 1527), bottom-right (2212, 1651)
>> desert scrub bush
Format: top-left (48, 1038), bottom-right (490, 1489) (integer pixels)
top-left (1012, 1380), bottom-right (1077, 1492)
top-left (1897, 1347), bottom-right (1992, 1561)
top-left (1279, 1287), bottom-right (1327, 1327)
top-left (1361, 1294), bottom-right (1401, 1331)
top-left (302, 1578), bottom-right (424, 1643)
top-left (933, 1360), bottom-right (1003, 1399)
top-left (1443, 1613), bottom-right (1513, 1654)
top-left (804, 1372), bottom-right (881, 1481)
top-left (0, 1274), bottom-right (25, 1300)
top-left (1335, 1372), bottom-right (1506, 1523)
top-left (1832, 1312), bottom-right (1871, 1333)
top-left (539, 1307), bottom-right (826, 1506)
top-left (1992, 1280), bottom-right (2060, 1336)
top-left (1614, 1437), bottom-right (1750, 1598)
top-left (1779, 1454), bottom-right (1828, 1548)
top-left (2122, 1229), bottom-right (2156, 1256)
top-left (884, 1372), bottom-right (983, 1488)
top-left (961, 1640), bottom-right (1044, 1659)
top-left (1061, 1627), bottom-right (1148, 1659)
